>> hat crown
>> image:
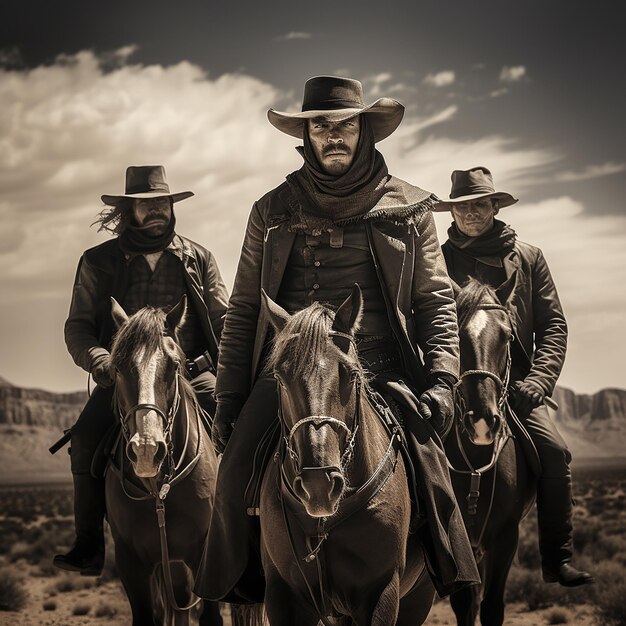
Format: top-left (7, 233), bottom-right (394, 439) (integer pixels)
top-left (125, 165), bottom-right (171, 196)
top-left (450, 167), bottom-right (497, 199)
top-left (301, 76), bottom-right (365, 112)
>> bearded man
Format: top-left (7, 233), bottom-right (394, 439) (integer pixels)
top-left (53, 165), bottom-right (229, 576)
top-left (195, 76), bottom-right (479, 603)
top-left (436, 166), bottom-right (593, 587)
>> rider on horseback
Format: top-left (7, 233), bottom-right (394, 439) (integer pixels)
top-left (195, 76), bottom-right (480, 603)
top-left (54, 165), bottom-right (229, 576)
top-left (435, 166), bottom-right (593, 587)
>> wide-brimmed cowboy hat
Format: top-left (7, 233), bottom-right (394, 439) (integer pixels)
top-left (433, 166), bottom-right (518, 212)
top-left (101, 165), bottom-right (194, 206)
top-left (267, 75), bottom-right (405, 143)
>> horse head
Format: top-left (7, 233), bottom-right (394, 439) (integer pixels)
top-left (110, 296), bottom-right (187, 478)
top-left (455, 277), bottom-right (515, 445)
top-left (263, 284), bottom-right (364, 518)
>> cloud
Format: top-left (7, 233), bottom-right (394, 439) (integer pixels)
top-left (0, 48), bottom-right (622, 394)
top-left (274, 31), bottom-right (312, 41)
top-left (499, 65), bottom-right (527, 82)
top-left (490, 88), bottom-right (509, 98)
top-left (554, 161), bottom-right (626, 182)
top-left (364, 72), bottom-right (393, 96)
top-left (423, 71), bottom-right (455, 87)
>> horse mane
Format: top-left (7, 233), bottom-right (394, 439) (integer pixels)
top-left (267, 302), bottom-right (364, 381)
top-left (455, 278), bottom-right (499, 330)
top-left (110, 306), bottom-right (185, 372)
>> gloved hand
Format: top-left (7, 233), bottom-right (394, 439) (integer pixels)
top-left (91, 353), bottom-right (114, 388)
top-left (211, 394), bottom-right (244, 454)
top-left (510, 379), bottom-right (544, 418)
top-left (419, 376), bottom-right (455, 438)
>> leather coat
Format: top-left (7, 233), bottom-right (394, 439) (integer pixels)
top-left (216, 179), bottom-right (460, 400)
top-left (442, 238), bottom-right (567, 396)
top-left (65, 234), bottom-right (229, 373)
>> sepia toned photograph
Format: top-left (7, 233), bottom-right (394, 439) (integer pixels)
top-left (0, 1), bottom-right (624, 625)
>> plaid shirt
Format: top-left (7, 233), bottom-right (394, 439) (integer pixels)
top-left (124, 250), bottom-right (203, 357)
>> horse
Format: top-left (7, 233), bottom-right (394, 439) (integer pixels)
top-left (445, 278), bottom-right (537, 626)
top-left (257, 284), bottom-right (435, 626)
top-left (105, 296), bottom-right (222, 626)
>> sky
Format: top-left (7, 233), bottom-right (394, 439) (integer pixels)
top-left (0, 0), bottom-right (624, 394)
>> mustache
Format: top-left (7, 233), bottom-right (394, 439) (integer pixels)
top-left (322, 144), bottom-right (351, 156)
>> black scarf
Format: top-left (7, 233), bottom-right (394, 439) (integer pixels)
top-left (447, 219), bottom-right (516, 265)
top-left (286, 116), bottom-right (389, 225)
top-left (118, 213), bottom-right (177, 255)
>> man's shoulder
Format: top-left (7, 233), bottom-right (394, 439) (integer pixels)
top-left (177, 234), bottom-right (210, 257)
top-left (255, 180), bottom-right (292, 215)
top-left (82, 238), bottom-right (122, 268)
top-left (513, 239), bottom-right (543, 262)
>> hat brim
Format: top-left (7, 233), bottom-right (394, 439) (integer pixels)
top-left (101, 191), bottom-right (194, 206)
top-left (267, 97), bottom-right (405, 143)
top-left (432, 191), bottom-right (518, 212)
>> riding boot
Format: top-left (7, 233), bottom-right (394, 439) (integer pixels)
top-left (537, 476), bottom-right (594, 587)
top-left (53, 473), bottom-right (105, 576)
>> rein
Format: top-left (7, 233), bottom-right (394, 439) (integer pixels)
top-left (111, 372), bottom-right (203, 612)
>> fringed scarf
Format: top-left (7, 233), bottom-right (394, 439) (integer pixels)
top-left (286, 117), bottom-right (437, 235)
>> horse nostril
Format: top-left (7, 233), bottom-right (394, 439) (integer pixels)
top-left (154, 441), bottom-right (167, 465)
top-left (328, 471), bottom-right (345, 500)
top-left (126, 442), bottom-right (138, 463)
top-left (293, 476), bottom-right (308, 501)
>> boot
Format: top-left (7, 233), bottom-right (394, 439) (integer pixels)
top-left (537, 477), bottom-right (594, 587)
top-left (53, 473), bottom-right (105, 576)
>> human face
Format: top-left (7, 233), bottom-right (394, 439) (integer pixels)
top-left (451, 199), bottom-right (497, 237)
top-left (307, 115), bottom-right (361, 175)
top-left (131, 197), bottom-right (173, 236)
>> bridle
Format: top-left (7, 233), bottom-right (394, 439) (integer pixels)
top-left (277, 329), bottom-right (361, 477)
top-left (453, 302), bottom-right (513, 430)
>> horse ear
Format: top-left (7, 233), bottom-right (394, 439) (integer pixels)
top-left (166, 295), bottom-right (187, 332)
top-left (495, 272), bottom-right (517, 306)
top-left (333, 283), bottom-right (363, 336)
top-left (111, 297), bottom-right (129, 330)
top-left (261, 289), bottom-right (290, 332)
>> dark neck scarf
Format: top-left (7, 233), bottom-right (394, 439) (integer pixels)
top-left (286, 116), bottom-right (389, 225)
top-left (118, 213), bottom-right (177, 255)
top-left (447, 219), bottom-right (516, 264)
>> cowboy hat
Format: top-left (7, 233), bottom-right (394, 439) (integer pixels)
top-left (433, 166), bottom-right (518, 212)
top-left (267, 75), bottom-right (404, 143)
top-left (101, 165), bottom-right (194, 206)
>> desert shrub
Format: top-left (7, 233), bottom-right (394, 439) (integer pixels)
top-left (594, 580), bottom-right (626, 625)
top-left (546, 607), bottom-right (569, 624)
top-left (72, 602), bottom-right (91, 616)
top-left (0, 567), bottom-right (28, 611)
top-left (95, 603), bottom-right (118, 618)
top-left (505, 567), bottom-right (570, 610)
top-left (42, 599), bottom-right (57, 611)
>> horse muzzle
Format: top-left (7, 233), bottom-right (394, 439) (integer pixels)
top-left (293, 466), bottom-right (345, 518)
top-left (463, 410), bottom-right (501, 446)
top-left (127, 433), bottom-right (167, 478)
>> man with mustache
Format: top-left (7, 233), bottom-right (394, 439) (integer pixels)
top-left (436, 166), bottom-right (593, 587)
top-left (54, 165), bottom-right (229, 576)
top-left (196, 76), bottom-right (479, 603)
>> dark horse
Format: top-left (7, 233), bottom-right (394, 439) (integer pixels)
top-left (106, 296), bottom-right (221, 626)
top-left (445, 278), bottom-right (537, 626)
top-left (258, 285), bottom-right (435, 626)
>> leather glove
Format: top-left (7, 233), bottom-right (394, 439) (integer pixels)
top-left (212, 394), bottom-right (244, 454)
top-left (91, 353), bottom-right (114, 388)
top-left (419, 376), bottom-right (455, 438)
top-left (510, 380), bottom-right (544, 418)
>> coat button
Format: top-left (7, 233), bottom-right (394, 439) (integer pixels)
top-left (314, 260), bottom-right (321, 267)
top-left (313, 283), bottom-right (319, 290)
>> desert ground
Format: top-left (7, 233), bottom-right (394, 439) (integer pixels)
top-left (1, 460), bottom-right (624, 625)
